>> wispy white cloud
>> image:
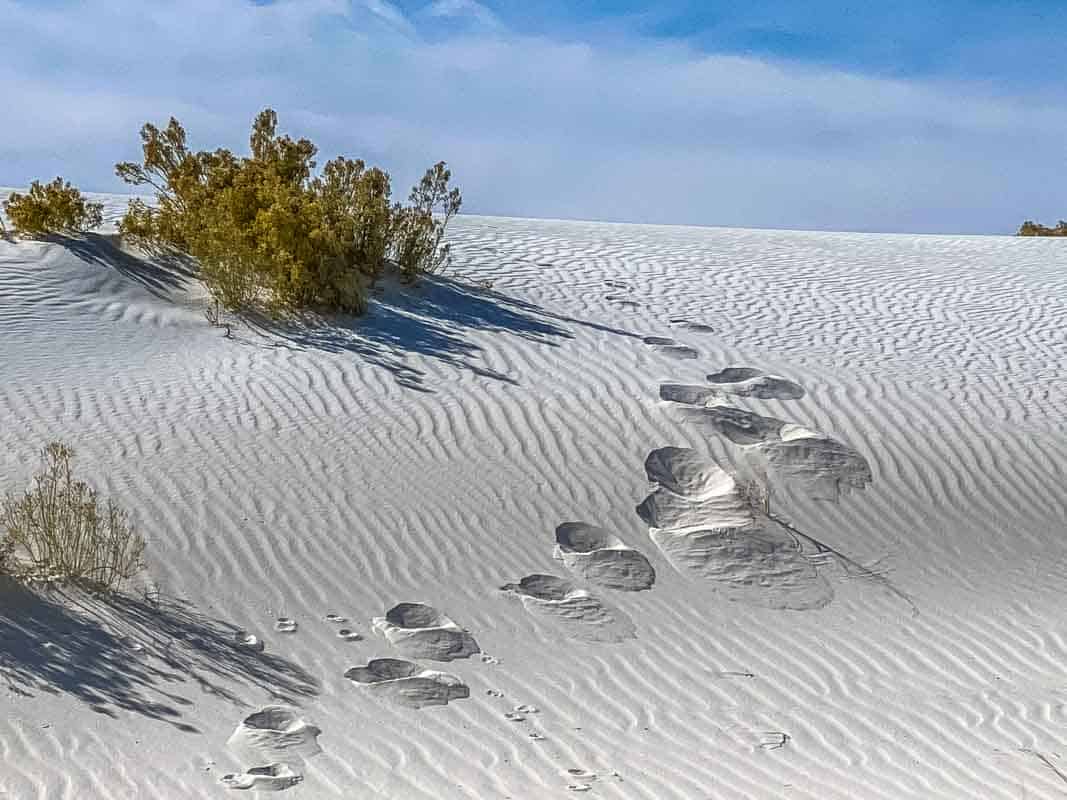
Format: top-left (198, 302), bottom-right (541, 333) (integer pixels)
top-left (0, 0), bottom-right (1062, 233)
top-left (361, 0), bottom-right (417, 36)
top-left (425, 0), bottom-right (503, 30)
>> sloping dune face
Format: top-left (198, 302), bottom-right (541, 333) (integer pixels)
top-left (4, 193), bottom-right (1067, 798)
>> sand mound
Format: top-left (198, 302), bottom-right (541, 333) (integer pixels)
top-left (345, 658), bottom-right (470, 708)
top-left (639, 448), bottom-right (833, 609)
top-left (553, 522), bottom-right (655, 591)
top-left (642, 446), bottom-right (741, 498)
top-left (372, 602), bottom-right (480, 661)
top-left (500, 574), bottom-right (636, 642)
top-left (227, 706), bottom-right (322, 764)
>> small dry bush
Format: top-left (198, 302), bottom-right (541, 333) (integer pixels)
top-left (3, 178), bottom-right (104, 237)
top-left (1, 443), bottom-right (145, 591)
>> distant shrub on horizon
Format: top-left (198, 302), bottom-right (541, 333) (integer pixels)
top-left (115, 109), bottom-right (461, 314)
top-left (1018, 220), bottom-right (1067, 237)
top-left (3, 178), bottom-right (104, 237)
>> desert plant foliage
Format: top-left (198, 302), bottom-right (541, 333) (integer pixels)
top-left (3, 178), bottom-right (104, 236)
top-left (1, 443), bottom-right (145, 591)
top-left (116, 109), bottom-right (462, 313)
top-left (1018, 220), bottom-right (1067, 237)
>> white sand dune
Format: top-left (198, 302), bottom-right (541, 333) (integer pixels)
top-left (3, 190), bottom-right (1067, 797)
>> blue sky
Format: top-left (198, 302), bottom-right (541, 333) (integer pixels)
top-left (2, 0), bottom-right (1065, 233)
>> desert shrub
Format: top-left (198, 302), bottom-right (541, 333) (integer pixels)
top-left (1018, 220), bottom-right (1067, 237)
top-left (3, 178), bottom-right (104, 236)
top-left (116, 109), bottom-right (461, 313)
top-left (391, 161), bottom-right (463, 282)
top-left (1, 442), bottom-right (145, 591)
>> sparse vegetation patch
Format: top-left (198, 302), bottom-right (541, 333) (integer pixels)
top-left (1, 442), bottom-right (145, 591)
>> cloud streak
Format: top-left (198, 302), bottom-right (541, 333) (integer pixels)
top-left (0, 0), bottom-right (1063, 233)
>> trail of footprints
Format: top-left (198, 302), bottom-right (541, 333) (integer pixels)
top-left (217, 324), bottom-right (887, 793)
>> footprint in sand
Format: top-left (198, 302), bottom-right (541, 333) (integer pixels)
top-left (220, 763), bottom-right (303, 791)
top-left (233, 631), bottom-right (265, 652)
top-left (227, 707), bottom-right (322, 763)
top-left (673, 404), bottom-right (872, 500)
top-left (706, 366), bottom-right (806, 400)
top-left (642, 336), bottom-right (698, 359)
top-left (505, 712), bottom-right (526, 722)
top-left (659, 383), bottom-right (720, 406)
top-left (372, 603), bottom-right (480, 661)
top-left (553, 522), bottom-right (655, 591)
top-left (500, 574), bottom-right (636, 643)
top-left (325, 614), bottom-right (348, 624)
top-left (637, 447), bottom-right (833, 610)
top-left (568, 769), bottom-right (598, 781)
top-left (567, 768), bottom-right (598, 792)
top-left (274, 618), bottom-right (297, 634)
top-left (669, 318), bottom-right (715, 333)
top-left (345, 658), bottom-right (469, 709)
top-left (660, 369), bottom-right (804, 405)
top-left (759, 731), bottom-right (791, 750)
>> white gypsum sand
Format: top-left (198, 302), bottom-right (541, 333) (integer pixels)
top-left (3, 190), bottom-right (1067, 797)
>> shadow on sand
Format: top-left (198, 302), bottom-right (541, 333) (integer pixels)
top-left (0, 579), bottom-right (318, 732)
top-left (44, 235), bottom-right (638, 391)
top-left (244, 276), bottom-right (639, 391)
top-left (49, 233), bottom-right (199, 300)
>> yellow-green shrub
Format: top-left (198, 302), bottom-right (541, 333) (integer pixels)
top-left (391, 161), bottom-right (463, 282)
top-left (116, 109), bottom-right (462, 313)
top-left (3, 178), bottom-right (104, 237)
top-left (1018, 220), bottom-right (1067, 237)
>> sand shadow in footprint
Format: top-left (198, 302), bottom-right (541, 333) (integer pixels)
top-left (345, 658), bottom-right (469, 709)
top-left (637, 447), bottom-right (833, 610)
top-left (553, 523), bottom-right (655, 591)
top-left (669, 318), bottom-right (715, 333)
top-left (677, 405), bottom-right (872, 501)
top-left (227, 706), bottom-right (322, 764)
top-left (642, 336), bottom-right (699, 359)
top-left (500, 575), bottom-right (636, 643)
top-left (372, 603), bottom-right (480, 662)
top-left (706, 367), bottom-right (805, 400)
